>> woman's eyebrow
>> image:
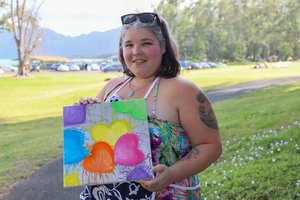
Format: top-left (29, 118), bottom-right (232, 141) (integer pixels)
top-left (123, 38), bottom-right (155, 44)
top-left (141, 38), bottom-right (155, 42)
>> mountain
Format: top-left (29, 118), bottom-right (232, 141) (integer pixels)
top-left (0, 30), bottom-right (18, 58)
top-left (0, 28), bottom-right (121, 59)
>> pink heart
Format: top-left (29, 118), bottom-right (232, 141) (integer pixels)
top-left (114, 133), bottom-right (145, 166)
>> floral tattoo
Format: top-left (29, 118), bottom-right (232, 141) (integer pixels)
top-left (197, 92), bottom-right (219, 130)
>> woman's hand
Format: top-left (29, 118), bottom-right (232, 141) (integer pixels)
top-left (73, 97), bottom-right (102, 105)
top-left (139, 164), bottom-right (175, 192)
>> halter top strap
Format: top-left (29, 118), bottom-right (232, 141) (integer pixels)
top-left (105, 77), bottom-right (160, 116)
top-left (110, 77), bottom-right (132, 97)
top-left (144, 77), bottom-right (160, 99)
top-left (150, 78), bottom-right (160, 116)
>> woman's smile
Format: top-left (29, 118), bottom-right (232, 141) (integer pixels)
top-left (132, 59), bottom-right (147, 64)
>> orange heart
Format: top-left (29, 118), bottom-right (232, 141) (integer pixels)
top-left (83, 142), bottom-right (115, 173)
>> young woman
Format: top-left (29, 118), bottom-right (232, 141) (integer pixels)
top-left (79, 12), bottom-right (222, 200)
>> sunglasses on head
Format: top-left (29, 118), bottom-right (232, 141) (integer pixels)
top-left (121, 12), bottom-right (166, 39)
top-left (121, 12), bottom-right (162, 25)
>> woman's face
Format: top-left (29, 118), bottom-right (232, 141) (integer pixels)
top-left (122, 28), bottom-right (165, 78)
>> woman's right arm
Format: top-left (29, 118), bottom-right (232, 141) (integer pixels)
top-left (95, 83), bottom-right (108, 101)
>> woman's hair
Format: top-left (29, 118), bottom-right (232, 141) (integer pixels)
top-left (118, 14), bottom-right (181, 78)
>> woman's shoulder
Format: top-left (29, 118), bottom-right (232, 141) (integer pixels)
top-left (97, 76), bottom-right (129, 101)
top-left (104, 76), bottom-right (129, 90)
top-left (160, 77), bottom-right (200, 92)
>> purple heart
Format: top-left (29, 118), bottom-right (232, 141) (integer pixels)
top-left (127, 165), bottom-right (153, 181)
top-left (63, 105), bottom-right (86, 126)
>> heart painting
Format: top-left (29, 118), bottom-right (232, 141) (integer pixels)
top-left (62, 98), bottom-right (153, 187)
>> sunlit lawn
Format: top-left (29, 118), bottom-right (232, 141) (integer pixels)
top-left (181, 61), bottom-right (300, 90)
top-left (0, 62), bottom-right (299, 198)
top-left (201, 82), bottom-right (300, 199)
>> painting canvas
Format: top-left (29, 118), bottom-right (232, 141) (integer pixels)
top-left (62, 98), bottom-right (153, 187)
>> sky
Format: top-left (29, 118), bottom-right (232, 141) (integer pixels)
top-left (39, 0), bottom-right (161, 37)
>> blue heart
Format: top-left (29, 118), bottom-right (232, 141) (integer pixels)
top-left (64, 129), bottom-right (88, 164)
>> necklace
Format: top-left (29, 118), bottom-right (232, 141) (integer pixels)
top-left (128, 78), bottom-right (152, 97)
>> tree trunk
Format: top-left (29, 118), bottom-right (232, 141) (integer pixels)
top-left (263, 45), bottom-right (268, 61)
top-left (17, 47), bottom-right (27, 76)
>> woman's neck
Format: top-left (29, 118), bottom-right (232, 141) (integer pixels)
top-left (127, 76), bottom-right (156, 97)
top-left (131, 76), bottom-right (156, 86)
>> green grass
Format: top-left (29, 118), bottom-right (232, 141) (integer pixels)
top-left (0, 63), bottom-right (299, 198)
top-left (0, 72), bottom-right (120, 123)
top-left (200, 82), bottom-right (300, 199)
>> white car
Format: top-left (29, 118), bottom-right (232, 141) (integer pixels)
top-left (87, 64), bottom-right (100, 71)
top-left (68, 64), bottom-right (80, 71)
top-left (2, 65), bottom-right (18, 72)
top-left (57, 64), bottom-right (70, 72)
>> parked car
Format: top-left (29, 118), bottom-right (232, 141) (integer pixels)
top-left (30, 64), bottom-right (40, 72)
top-left (68, 64), bottom-right (80, 71)
top-left (87, 63), bottom-right (101, 71)
top-left (2, 65), bottom-right (18, 72)
top-left (56, 64), bottom-right (70, 72)
top-left (98, 62), bottom-right (109, 70)
top-left (179, 60), bottom-right (192, 70)
top-left (40, 64), bottom-right (52, 70)
top-left (102, 63), bottom-right (123, 72)
top-left (50, 63), bottom-right (60, 70)
top-left (199, 62), bottom-right (211, 69)
top-left (207, 62), bottom-right (219, 68)
top-left (189, 62), bottom-right (202, 70)
top-left (216, 62), bottom-right (227, 67)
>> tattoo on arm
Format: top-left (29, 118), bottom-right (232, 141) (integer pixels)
top-left (197, 92), bottom-right (219, 130)
top-left (181, 148), bottom-right (200, 161)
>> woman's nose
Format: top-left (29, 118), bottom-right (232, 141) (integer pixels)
top-left (132, 46), bottom-right (142, 55)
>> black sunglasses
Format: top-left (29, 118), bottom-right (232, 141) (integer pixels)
top-left (121, 12), bottom-right (166, 39)
top-left (121, 12), bottom-right (162, 26)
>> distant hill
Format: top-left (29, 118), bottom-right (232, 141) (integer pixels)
top-left (0, 30), bottom-right (17, 58)
top-left (0, 28), bottom-right (121, 59)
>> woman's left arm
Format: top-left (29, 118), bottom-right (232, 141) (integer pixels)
top-left (140, 80), bottom-right (222, 192)
top-left (175, 81), bottom-right (222, 175)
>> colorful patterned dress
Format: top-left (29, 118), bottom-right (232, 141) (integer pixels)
top-left (80, 77), bottom-right (201, 200)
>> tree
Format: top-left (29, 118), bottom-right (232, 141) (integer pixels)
top-left (156, 0), bottom-right (300, 62)
top-left (7, 0), bottom-right (44, 76)
top-left (0, 0), bottom-right (8, 29)
top-left (0, 0), bottom-right (6, 10)
top-left (155, 0), bottom-right (189, 59)
top-left (0, 0), bottom-right (6, 9)
top-left (281, 0), bottom-right (300, 60)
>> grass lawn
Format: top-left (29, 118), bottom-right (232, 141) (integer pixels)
top-left (0, 63), bottom-right (299, 198)
top-left (201, 82), bottom-right (300, 199)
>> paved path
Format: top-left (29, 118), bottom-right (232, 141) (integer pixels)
top-left (4, 77), bottom-right (300, 200)
top-left (206, 76), bottom-right (300, 103)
